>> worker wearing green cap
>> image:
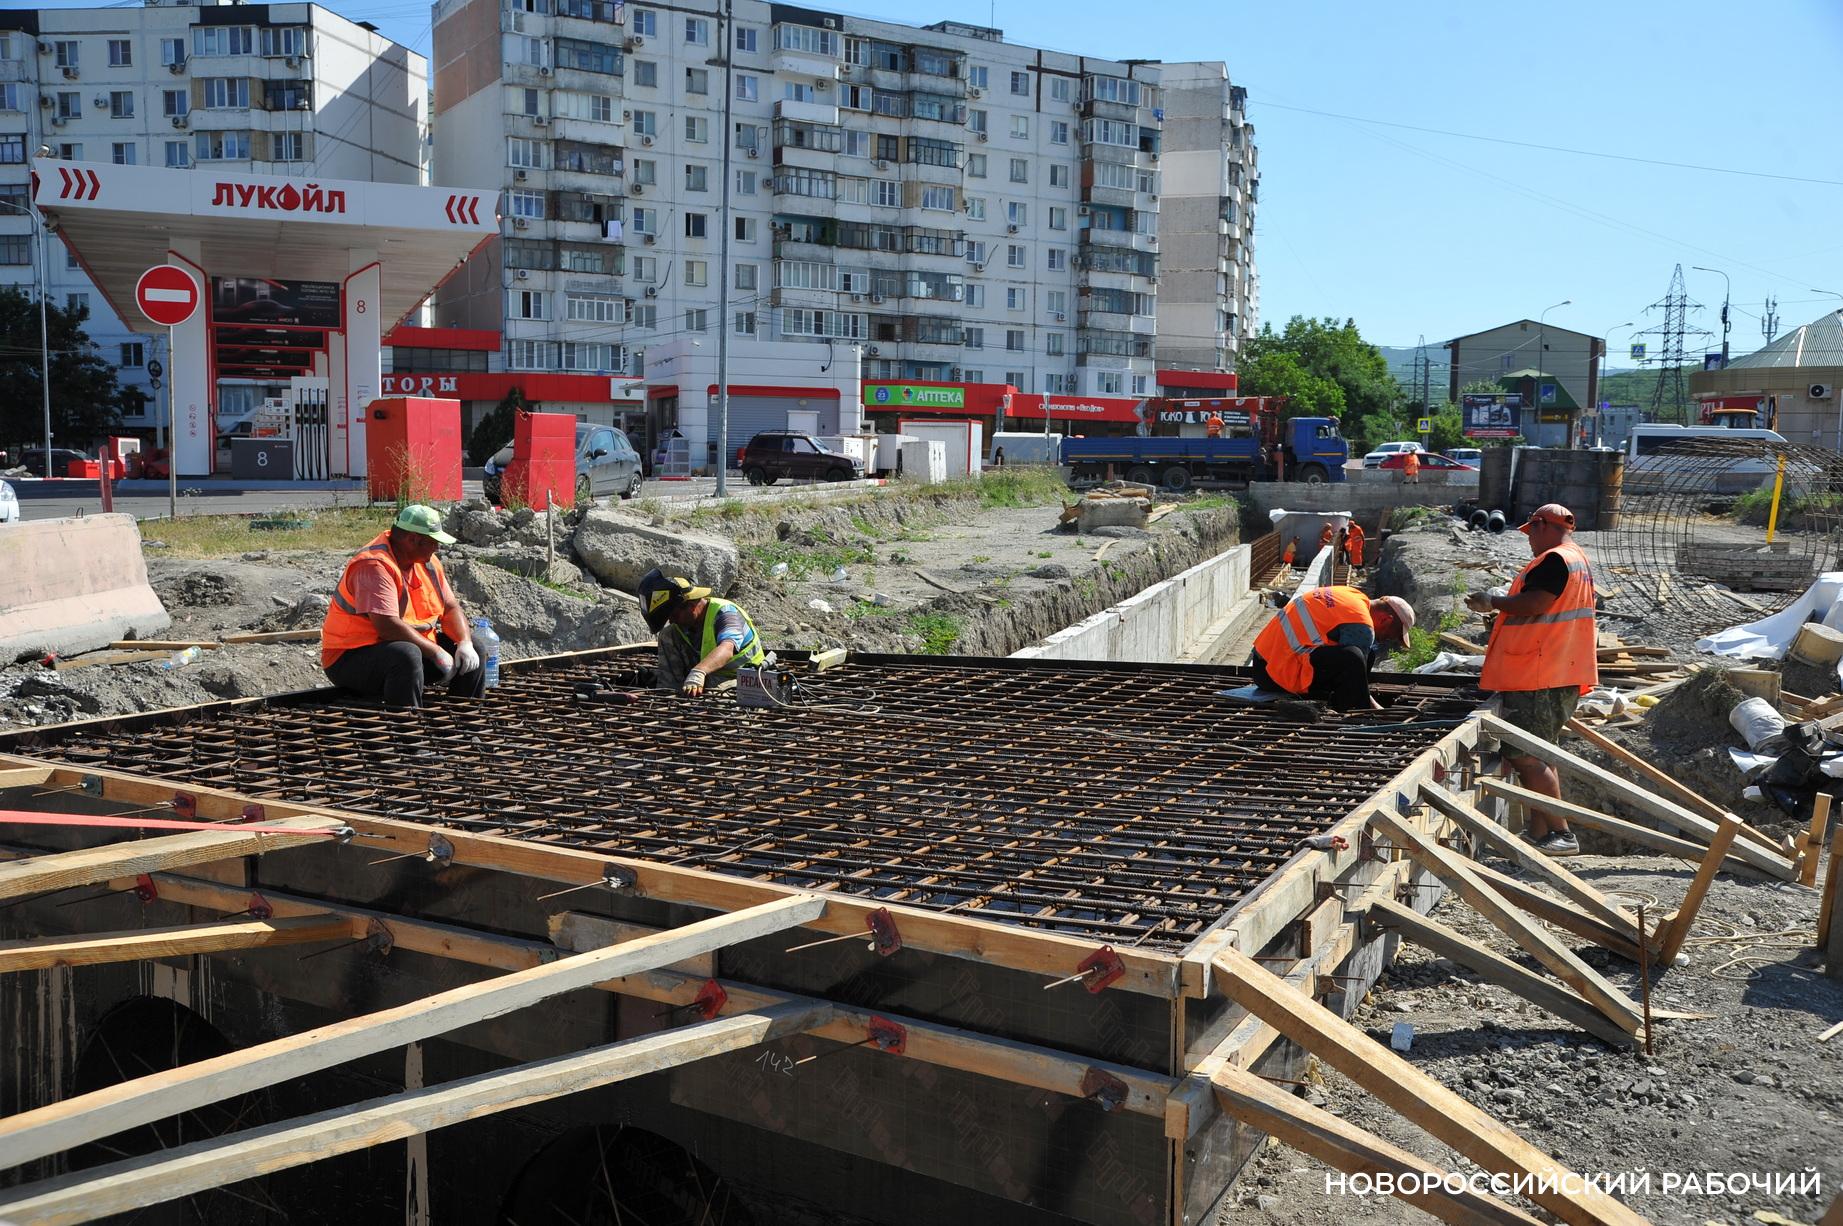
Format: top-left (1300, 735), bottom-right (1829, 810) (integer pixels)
top-left (320, 504), bottom-right (485, 707)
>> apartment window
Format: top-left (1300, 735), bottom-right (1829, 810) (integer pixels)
top-left (685, 164), bottom-right (708, 192)
top-left (159, 38), bottom-right (186, 67)
top-left (632, 110), bottom-right (657, 137)
top-left (0, 136), bottom-right (21, 165)
top-left (686, 67), bottom-right (709, 94)
top-left (632, 304), bottom-right (657, 329)
top-left (557, 0), bottom-right (621, 20)
top-left (735, 73), bottom-right (758, 101)
top-left (734, 216), bottom-right (755, 242)
top-left (193, 27), bottom-right (252, 56)
top-left (0, 236), bottom-right (27, 264)
top-left (1008, 158), bottom-right (1028, 184)
top-left (54, 41), bottom-right (79, 69)
top-left (632, 8), bottom-right (657, 36)
top-left (1133, 375), bottom-right (1150, 395)
top-left (968, 109), bottom-right (987, 135)
top-left (57, 142), bottom-right (83, 161)
top-left (260, 27), bottom-right (306, 57)
top-left (110, 91), bottom-right (135, 118)
top-left (164, 140), bottom-right (189, 167)
top-left (876, 133), bottom-right (899, 161)
top-left (1009, 70), bottom-right (1029, 96)
top-left (163, 89), bottom-right (188, 117)
top-left (685, 308), bottom-right (708, 332)
top-left (1047, 248), bottom-right (1067, 271)
top-left (587, 94), bottom-right (614, 122)
top-left (1047, 291), bottom-right (1067, 315)
top-left (202, 78), bottom-right (250, 109)
top-left (842, 131), bottom-right (869, 158)
top-left (510, 339), bottom-right (553, 369)
top-left (513, 36), bottom-right (546, 67)
top-left (108, 39), bottom-right (132, 67)
top-left (194, 131), bottom-right (250, 159)
top-left (1005, 329), bottom-right (1025, 351)
top-left (121, 342), bottom-right (146, 368)
top-left (683, 17), bottom-right (709, 45)
top-left (1047, 334), bottom-right (1065, 356)
top-left (65, 249), bottom-right (79, 270)
top-left (685, 115), bottom-right (708, 143)
top-left (735, 26), bottom-right (758, 52)
top-left (632, 60), bottom-right (657, 87)
top-left (735, 310), bottom-right (756, 336)
top-left (907, 137), bottom-right (959, 167)
top-left (1048, 206), bottom-right (1068, 231)
top-left (517, 87), bottom-right (540, 115)
top-left (920, 186), bottom-right (954, 211)
top-left (632, 255), bottom-right (656, 280)
top-left (567, 293), bottom-right (624, 323)
top-left (111, 142), bottom-right (136, 165)
top-left (625, 207), bottom-right (653, 234)
top-left (1007, 201), bottom-right (1028, 226)
top-left (735, 263), bottom-right (758, 291)
top-left (873, 179), bottom-right (899, 208)
top-left (508, 137), bottom-right (545, 168)
top-left (514, 289), bottom-right (546, 319)
top-left (0, 86), bottom-right (18, 112)
top-left (1007, 287), bottom-right (1026, 309)
top-left (773, 25), bottom-right (839, 55)
top-left (1050, 76), bottom-right (1072, 102)
top-left (1050, 121), bottom-right (1069, 145)
top-left (505, 189), bottom-right (545, 218)
top-left (1049, 164), bottom-right (1070, 188)
top-left (964, 241), bottom-right (987, 267)
top-left (685, 212), bottom-right (708, 238)
top-left (555, 37), bottom-right (621, 74)
top-left (56, 93), bottom-right (80, 120)
top-left (966, 153), bottom-right (987, 178)
top-left (67, 293), bottom-right (89, 316)
top-left (963, 368), bottom-right (985, 383)
top-left (967, 65), bottom-right (988, 90)
top-left (1010, 115), bottom-right (1029, 139)
top-left (963, 327), bottom-right (984, 349)
top-left (630, 158), bottom-right (656, 186)
top-left (736, 169), bottom-right (756, 195)
top-left (965, 197), bottom-right (986, 221)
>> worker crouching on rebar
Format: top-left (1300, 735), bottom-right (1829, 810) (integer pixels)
top-left (321, 505), bottom-right (485, 708)
top-left (640, 569), bottom-right (767, 697)
top-left (1465, 503), bottom-right (1598, 857)
top-left (1249, 587), bottom-right (1415, 711)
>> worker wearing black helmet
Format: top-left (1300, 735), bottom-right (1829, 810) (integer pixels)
top-left (638, 569), bottom-right (767, 696)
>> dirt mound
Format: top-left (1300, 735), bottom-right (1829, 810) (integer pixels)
top-left (1648, 666), bottom-right (1745, 752)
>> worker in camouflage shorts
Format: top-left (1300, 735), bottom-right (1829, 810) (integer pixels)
top-left (1466, 503), bottom-right (1598, 856)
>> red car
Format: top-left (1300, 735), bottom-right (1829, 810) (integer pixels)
top-left (1379, 451), bottom-right (1477, 472)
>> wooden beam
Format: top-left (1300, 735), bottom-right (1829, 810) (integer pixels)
top-left (1210, 947), bottom-right (1649, 1226)
top-left (1820, 828), bottom-right (1843, 953)
top-left (1211, 1063), bottom-right (1545, 1226)
top-left (1369, 898), bottom-right (1636, 1049)
top-left (0, 893), bottom-right (825, 1170)
top-left (1479, 778), bottom-right (1721, 866)
top-left (1800, 794), bottom-right (1833, 889)
top-left (0, 815), bottom-right (348, 903)
top-left (219, 629), bottom-right (320, 643)
top-left (106, 640), bottom-right (221, 652)
top-left (1421, 782), bottom-right (1641, 936)
top-left (1482, 714), bottom-right (1796, 880)
top-left (0, 915), bottom-right (356, 974)
top-left (1654, 815), bottom-right (1743, 969)
top-left (1466, 860), bottom-right (1645, 963)
top-left (1564, 718), bottom-right (1780, 853)
top-left (1371, 810), bottom-right (1644, 1035)
top-left (0, 1002), bottom-right (833, 1226)
top-left (0, 768), bottom-right (55, 791)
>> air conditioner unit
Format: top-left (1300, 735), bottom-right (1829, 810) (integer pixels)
top-left (1077, 205), bottom-right (1090, 215)
top-left (92, 95), bottom-right (109, 108)
top-left (869, 292), bottom-right (883, 303)
top-left (1813, 383), bottom-right (1834, 399)
top-left (629, 183), bottom-right (643, 195)
top-left (514, 169), bottom-right (528, 181)
top-left (643, 233), bottom-right (656, 244)
top-left (851, 293), bottom-right (863, 302)
top-left (1147, 193), bottom-right (1158, 202)
top-left (285, 55), bottom-right (300, 68)
top-left (950, 366), bottom-right (962, 379)
top-left (866, 345), bottom-right (879, 356)
top-left (622, 109), bottom-right (632, 121)
top-left (61, 66), bottom-right (78, 80)
top-left (873, 159), bottom-right (889, 170)
top-left (1149, 152), bottom-right (1159, 162)
top-left (50, 115), bottom-right (66, 126)
top-left (37, 96), bottom-right (51, 108)
top-left (167, 61), bottom-right (186, 74)
top-left (515, 268), bottom-right (531, 279)
top-left (976, 131), bottom-right (988, 142)
top-left (1006, 224), bottom-right (1018, 234)
top-left (513, 217), bottom-right (529, 229)
top-left (537, 65), bottom-right (553, 76)
top-left (746, 146), bottom-right (759, 159)
top-left (171, 116), bottom-right (188, 129)
top-left (968, 86), bottom-right (981, 98)
top-left (626, 35), bottom-right (644, 49)
top-left (533, 115), bottom-right (549, 125)
top-left (643, 285), bottom-right (658, 297)
top-left (37, 41), bottom-right (51, 54)
top-left (641, 134), bottom-right (654, 146)
top-left (1054, 312), bottom-right (1065, 322)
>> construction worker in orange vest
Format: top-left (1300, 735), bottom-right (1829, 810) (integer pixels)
top-left (1318, 521), bottom-right (1335, 552)
top-left (1281, 539), bottom-right (1297, 567)
top-left (321, 505), bottom-right (484, 708)
top-left (1345, 521), bottom-right (1366, 568)
top-left (1250, 586), bottom-right (1415, 710)
top-left (1206, 413), bottom-right (1224, 439)
top-left (1401, 449), bottom-right (1422, 484)
top-left (1466, 503), bottom-right (1598, 857)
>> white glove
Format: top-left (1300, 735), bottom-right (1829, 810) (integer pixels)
top-left (430, 647), bottom-right (454, 679)
top-left (454, 640), bottom-right (481, 675)
top-left (682, 668), bottom-right (707, 696)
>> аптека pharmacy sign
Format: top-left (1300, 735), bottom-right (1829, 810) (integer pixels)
top-left (863, 383), bottom-right (966, 409)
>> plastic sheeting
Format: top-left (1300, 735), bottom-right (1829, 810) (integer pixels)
top-left (1696, 572), bottom-right (1843, 663)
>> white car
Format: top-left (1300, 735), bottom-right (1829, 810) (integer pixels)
top-left (1448, 447), bottom-right (1483, 465)
top-left (0, 479), bottom-right (17, 523)
top-left (1362, 441), bottom-right (1423, 469)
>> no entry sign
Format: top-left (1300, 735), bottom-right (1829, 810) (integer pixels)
top-left (135, 266), bottom-right (200, 327)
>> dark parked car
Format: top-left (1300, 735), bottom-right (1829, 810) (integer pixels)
top-left (17, 447), bottom-right (91, 477)
top-left (482, 422), bottom-right (642, 505)
top-left (737, 432), bottom-right (864, 485)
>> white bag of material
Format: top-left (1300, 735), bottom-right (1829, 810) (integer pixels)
top-left (1729, 696), bottom-right (1786, 751)
top-left (1412, 652), bottom-right (1484, 674)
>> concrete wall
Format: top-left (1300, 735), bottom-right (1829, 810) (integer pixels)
top-left (0, 514), bottom-right (170, 661)
top-left (1012, 543), bottom-right (1250, 663)
top-left (1247, 480), bottom-right (1475, 530)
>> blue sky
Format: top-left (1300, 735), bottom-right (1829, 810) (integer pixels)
top-left (44, 0), bottom-right (1843, 357)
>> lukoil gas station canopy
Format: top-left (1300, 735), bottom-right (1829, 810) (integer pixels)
top-left (32, 159), bottom-right (498, 478)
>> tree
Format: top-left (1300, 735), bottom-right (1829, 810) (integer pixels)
top-left (1235, 350), bottom-right (1346, 418)
top-left (467, 385), bottom-right (531, 466)
top-left (0, 288), bottom-right (122, 450)
top-left (1239, 315), bottom-right (1400, 445)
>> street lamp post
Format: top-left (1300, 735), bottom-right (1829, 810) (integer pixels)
top-left (1600, 322), bottom-right (1633, 447)
top-left (1537, 299), bottom-right (1571, 447)
top-left (0, 199), bottom-right (53, 478)
top-left (1691, 266), bottom-right (1731, 367)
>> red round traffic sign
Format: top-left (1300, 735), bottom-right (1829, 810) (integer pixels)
top-left (135, 266), bottom-right (200, 327)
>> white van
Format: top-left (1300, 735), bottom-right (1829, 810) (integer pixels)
top-left (1625, 424), bottom-right (1789, 489)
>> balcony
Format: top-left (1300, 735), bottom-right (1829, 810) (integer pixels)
top-left (1081, 184), bottom-right (1135, 210)
top-left (1080, 97), bottom-right (1140, 124)
top-left (774, 97), bottom-right (840, 126)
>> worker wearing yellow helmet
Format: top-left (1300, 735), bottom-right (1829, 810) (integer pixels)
top-left (638, 569), bottom-right (767, 697)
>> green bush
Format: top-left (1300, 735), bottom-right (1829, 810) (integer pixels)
top-left (906, 612), bottom-right (962, 654)
top-left (467, 387), bottom-right (528, 467)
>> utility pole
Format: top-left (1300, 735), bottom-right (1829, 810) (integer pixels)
top-left (711, 0), bottom-right (735, 496)
top-left (1691, 266), bottom-right (1730, 367)
top-left (1538, 299), bottom-right (1570, 447)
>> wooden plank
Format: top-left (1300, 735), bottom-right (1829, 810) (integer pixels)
top-left (0, 1002), bottom-right (833, 1226)
top-left (1800, 794), bottom-right (1833, 889)
top-left (219, 629), bottom-right (320, 644)
top-left (0, 815), bottom-right (347, 903)
top-left (1369, 898), bottom-right (1636, 1048)
top-left (1482, 714), bottom-right (1797, 880)
top-left (1820, 828), bottom-right (1843, 952)
top-left (1211, 1063), bottom-right (1545, 1226)
top-left (547, 911), bottom-right (714, 978)
top-left (0, 915), bottom-right (356, 973)
top-left (1421, 782), bottom-right (1640, 936)
top-left (1371, 811), bottom-right (1644, 1035)
top-left (1654, 815), bottom-right (1743, 968)
top-left (106, 640), bottom-right (221, 651)
top-left (1210, 948), bottom-right (1649, 1226)
top-left (0, 894), bottom-right (825, 1170)
top-left (1563, 718), bottom-right (1779, 853)
top-left (1479, 778), bottom-right (1722, 865)
top-left (115, 866), bottom-right (1176, 1123)
top-left (50, 650), bottom-right (171, 671)
top-left (0, 768), bottom-right (54, 791)
top-left (1466, 860), bottom-right (1644, 963)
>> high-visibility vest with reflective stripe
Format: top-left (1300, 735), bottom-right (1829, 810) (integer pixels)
top-left (1251, 585), bottom-right (1374, 694)
top-left (1480, 540), bottom-right (1598, 694)
top-left (670, 597), bottom-right (766, 682)
top-left (320, 532), bottom-right (453, 665)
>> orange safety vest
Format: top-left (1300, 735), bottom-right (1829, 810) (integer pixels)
top-left (1346, 524), bottom-right (1365, 567)
top-left (1479, 540), bottom-right (1598, 694)
top-left (321, 532), bottom-right (454, 667)
top-left (1252, 585), bottom-right (1374, 694)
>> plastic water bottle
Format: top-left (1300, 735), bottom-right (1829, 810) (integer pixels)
top-left (472, 617), bottom-right (502, 689)
top-left (160, 646), bottom-right (203, 671)
top-left (770, 561), bottom-right (790, 578)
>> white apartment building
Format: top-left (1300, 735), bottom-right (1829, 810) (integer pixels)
top-left (430, 0), bottom-right (1259, 454)
top-left (0, 1), bottom-right (427, 437)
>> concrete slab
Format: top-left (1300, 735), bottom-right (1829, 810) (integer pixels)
top-left (0, 514), bottom-right (170, 662)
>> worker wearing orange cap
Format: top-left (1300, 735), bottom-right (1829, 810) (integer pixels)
top-left (1466, 503), bottom-right (1598, 857)
top-left (1402, 449), bottom-right (1422, 484)
top-left (1250, 586), bottom-right (1416, 710)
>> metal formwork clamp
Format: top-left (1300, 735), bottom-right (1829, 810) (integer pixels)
top-left (865, 907), bottom-right (902, 957)
top-left (865, 1016), bottom-right (907, 1055)
top-left (535, 862), bottom-right (638, 903)
top-left (1044, 945), bottom-right (1126, 994)
top-left (1080, 1067), bottom-right (1129, 1113)
top-left (169, 792), bottom-right (198, 821)
top-left (234, 803), bottom-right (266, 825)
top-left (130, 873), bottom-right (158, 904)
top-left (244, 891), bottom-right (273, 921)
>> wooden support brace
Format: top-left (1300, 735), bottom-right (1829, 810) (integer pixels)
top-left (1210, 948), bottom-right (1649, 1226)
top-left (1479, 778), bottom-right (1728, 868)
top-left (1800, 793), bottom-right (1833, 889)
top-left (0, 893), bottom-right (826, 1171)
top-left (1369, 898), bottom-right (1636, 1049)
top-left (1563, 718), bottom-right (1779, 853)
top-left (0, 815), bottom-right (347, 903)
top-left (1371, 810), bottom-right (1644, 1035)
top-left (1211, 1063), bottom-right (1545, 1226)
top-left (1820, 828), bottom-right (1843, 953)
top-left (1421, 782), bottom-right (1640, 936)
top-left (1481, 714), bottom-right (1796, 880)
top-left (1465, 860), bottom-right (1645, 964)
top-left (0, 915), bottom-right (357, 974)
top-left (0, 1002), bottom-right (833, 1226)
top-left (1654, 815), bottom-right (1742, 967)
top-left (0, 768), bottom-right (55, 791)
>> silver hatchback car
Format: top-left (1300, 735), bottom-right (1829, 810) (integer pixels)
top-left (484, 423), bottom-right (643, 504)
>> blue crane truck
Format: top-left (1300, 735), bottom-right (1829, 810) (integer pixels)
top-left (1061, 406), bottom-right (1349, 491)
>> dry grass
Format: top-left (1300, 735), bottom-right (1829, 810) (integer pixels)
top-left (141, 506), bottom-right (398, 558)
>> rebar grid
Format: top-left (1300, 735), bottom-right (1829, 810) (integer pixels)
top-left (3, 652), bottom-right (1475, 953)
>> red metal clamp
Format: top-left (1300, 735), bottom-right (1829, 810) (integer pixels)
top-left (692, 978), bottom-right (727, 1021)
top-left (169, 792), bottom-right (198, 821)
top-left (1078, 945), bottom-right (1125, 993)
top-left (1080, 1067), bottom-right (1129, 1112)
top-left (866, 1016), bottom-right (907, 1055)
top-left (130, 874), bottom-right (158, 903)
top-left (235, 804), bottom-right (266, 825)
top-left (244, 892), bottom-right (273, 921)
top-left (865, 907), bottom-right (902, 957)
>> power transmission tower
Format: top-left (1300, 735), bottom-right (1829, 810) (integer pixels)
top-left (1762, 296), bottom-right (1780, 344)
top-left (1413, 335), bottom-right (1432, 412)
top-left (1633, 264), bottom-right (1710, 424)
